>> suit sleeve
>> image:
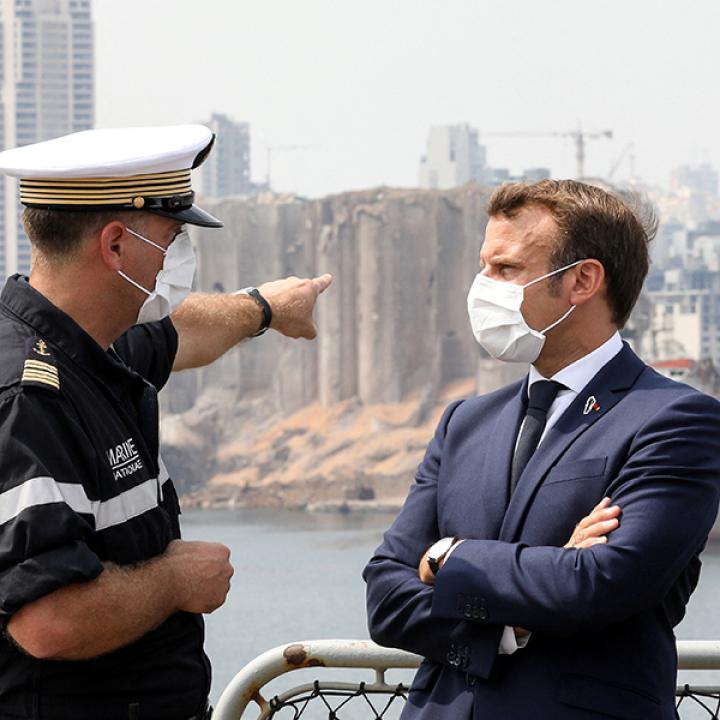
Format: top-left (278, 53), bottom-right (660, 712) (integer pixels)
top-left (432, 391), bottom-right (720, 636)
top-left (112, 318), bottom-right (178, 391)
top-left (0, 390), bottom-right (103, 627)
top-left (363, 401), bottom-right (504, 679)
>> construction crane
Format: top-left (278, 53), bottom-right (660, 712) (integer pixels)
top-left (481, 127), bottom-right (613, 179)
top-left (607, 142), bottom-right (636, 183)
top-left (606, 142), bottom-right (635, 180)
top-left (265, 145), bottom-right (318, 190)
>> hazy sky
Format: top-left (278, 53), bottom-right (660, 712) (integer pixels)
top-left (94, 0), bottom-right (720, 197)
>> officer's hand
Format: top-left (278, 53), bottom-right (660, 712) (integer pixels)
top-left (565, 497), bottom-right (621, 549)
top-left (165, 540), bottom-right (234, 614)
top-left (258, 274), bottom-right (333, 339)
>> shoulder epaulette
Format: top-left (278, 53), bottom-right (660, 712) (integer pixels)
top-left (21, 337), bottom-right (60, 393)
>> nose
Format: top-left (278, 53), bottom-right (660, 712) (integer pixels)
top-left (478, 266), bottom-right (500, 281)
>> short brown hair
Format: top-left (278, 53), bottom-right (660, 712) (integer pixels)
top-left (23, 207), bottom-right (148, 261)
top-left (487, 179), bottom-right (657, 327)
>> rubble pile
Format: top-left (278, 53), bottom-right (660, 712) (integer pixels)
top-left (165, 380), bottom-right (475, 510)
top-left (161, 186), bottom-right (529, 509)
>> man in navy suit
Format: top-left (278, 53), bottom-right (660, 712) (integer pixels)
top-left (364, 180), bottom-right (720, 719)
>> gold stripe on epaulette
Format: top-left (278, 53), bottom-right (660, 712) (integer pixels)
top-left (23, 365), bottom-right (57, 375)
top-left (22, 358), bottom-right (59, 389)
top-left (22, 367), bottom-right (59, 382)
top-left (21, 370), bottom-right (60, 389)
top-left (24, 359), bottom-right (58, 374)
top-left (22, 373), bottom-right (59, 387)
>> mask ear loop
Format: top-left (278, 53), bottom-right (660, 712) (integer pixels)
top-left (522, 259), bottom-right (584, 289)
top-left (119, 227), bottom-right (172, 296)
top-left (524, 259), bottom-right (583, 334)
top-left (541, 304), bottom-right (576, 334)
top-left (118, 271), bottom-right (152, 296)
top-left (125, 227), bottom-right (168, 256)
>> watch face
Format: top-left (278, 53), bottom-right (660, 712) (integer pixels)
top-left (429, 537), bottom-right (455, 561)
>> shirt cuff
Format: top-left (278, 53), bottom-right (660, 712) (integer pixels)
top-left (442, 538), bottom-right (464, 563)
top-left (498, 625), bottom-right (532, 655)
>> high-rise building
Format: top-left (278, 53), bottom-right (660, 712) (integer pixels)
top-left (646, 264), bottom-right (720, 366)
top-left (200, 113), bottom-right (252, 198)
top-left (670, 163), bottom-right (719, 196)
top-left (418, 124), bottom-right (490, 189)
top-left (0, 0), bottom-right (94, 277)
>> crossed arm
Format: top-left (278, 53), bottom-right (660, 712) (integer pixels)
top-left (417, 498), bottom-right (621, 641)
top-left (418, 496), bottom-right (621, 585)
top-left (365, 391), bottom-right (720, 675)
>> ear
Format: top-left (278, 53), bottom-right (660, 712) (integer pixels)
top-left (568, 259), bottom-right (605, 307)
top-left (98, 221), bottom-right (128, 272)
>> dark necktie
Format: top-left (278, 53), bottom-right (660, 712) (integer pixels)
top-left (510, 380), bottom-right (564, 494)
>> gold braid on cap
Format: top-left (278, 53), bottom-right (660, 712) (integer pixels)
top-left (19, 169), bottom-right (192, 207)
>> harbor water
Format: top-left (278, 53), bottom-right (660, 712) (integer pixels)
top-left (182, 508), bottom-right (720, 718)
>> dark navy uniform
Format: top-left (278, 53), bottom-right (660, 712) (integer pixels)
top-left (0, 275), bottom-right (210, 719)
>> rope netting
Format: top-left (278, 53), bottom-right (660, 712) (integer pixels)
top-left (266, 681), bottom-right (407, 719)
top-left (677, 685), bottom-right (720, 718)
top-left (263, 681), bottom-right (720, 719)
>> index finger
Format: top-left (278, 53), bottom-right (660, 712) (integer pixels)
top-left (311, 273), bottom-right (333, 294)
top-left (592, 497), bottom-right (612, 512)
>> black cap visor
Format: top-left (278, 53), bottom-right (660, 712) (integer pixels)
top-left (148, 202), bottom-right (223, 228)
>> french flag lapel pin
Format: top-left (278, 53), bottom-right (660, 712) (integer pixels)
top-left (583, 395), bottom-right (601, 416)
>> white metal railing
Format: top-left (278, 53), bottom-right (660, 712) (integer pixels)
top-left (213, 639), bottom-right (720, 720)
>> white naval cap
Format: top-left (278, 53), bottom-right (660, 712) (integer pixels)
top-left (0, 124), bottom-right (223, 228)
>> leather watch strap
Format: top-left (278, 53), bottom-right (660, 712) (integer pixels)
top-left (238, 287), bottom-right (272, 336)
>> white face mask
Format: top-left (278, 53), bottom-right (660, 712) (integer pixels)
top-left (118, 226), bottom-right (196, 324)
top-left (466, 260), bottom-right (584, 364)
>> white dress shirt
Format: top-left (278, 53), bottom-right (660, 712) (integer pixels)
top-left (527, 331), bottom-right (623, 446)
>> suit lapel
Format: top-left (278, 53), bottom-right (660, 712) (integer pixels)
top-left (477, 378), bottom-right (527, 539)
top-left (498, 344), bottom-right (646, 542)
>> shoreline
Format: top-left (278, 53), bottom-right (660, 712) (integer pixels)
top-left (180, 494), bottom-right (720, 541)
top-left (180, 493), bottom-right (405, 514)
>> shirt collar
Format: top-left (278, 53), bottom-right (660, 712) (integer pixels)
top-left (1, 274), bottom-right (137, 394)
top-left (528, 331), bottom-right (623, 395)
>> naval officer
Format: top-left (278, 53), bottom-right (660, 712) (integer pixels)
top-left (0, 124), bottom-right (331, 719)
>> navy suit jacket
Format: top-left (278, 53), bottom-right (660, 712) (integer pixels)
top-left (364, 345), bottom-right (720, 720)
